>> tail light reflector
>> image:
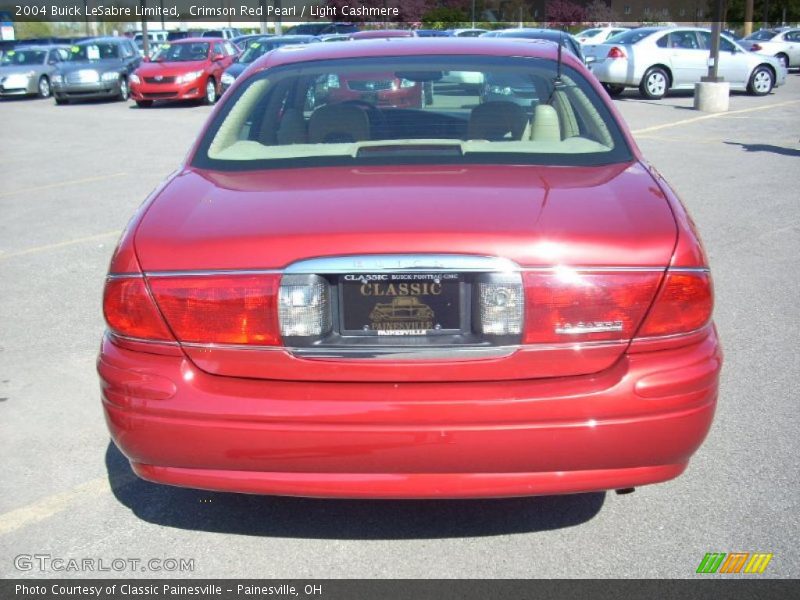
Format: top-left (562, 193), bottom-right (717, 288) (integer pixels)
top-left (607, 46), bottom-right (627, 59)
top-left (638, 271), bottom-right (712, 337)
top-left (476, 274), bottom-right (524, 336)
top-left (522, 270), bottom-right (662, 344)
top-left (148, 275), bottom-right (281, 345)
top-left (278, 274), bottom-right (332, 338)
top-left (103, 277), bottom-right (174, 341)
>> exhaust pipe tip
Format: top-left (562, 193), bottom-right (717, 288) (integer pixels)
top-left (615, 487), bottom-right (636, 495)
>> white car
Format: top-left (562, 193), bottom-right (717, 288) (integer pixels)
top-left (741, 28), bottom-right (800, 70)
top-left (575, 26), bottom-right (629, 45)
top-left (584, 26), bottom-right (786, 99)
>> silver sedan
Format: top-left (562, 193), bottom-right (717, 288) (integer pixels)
top-left (741, 28), bottom-right (800, 70)
top-left (0, 45), bottom-right (69, 98)
top-left (584, 27), bottom-right (786, 100)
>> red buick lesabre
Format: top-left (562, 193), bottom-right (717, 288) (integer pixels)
top-left (129, 38), bottom-right (237, 107)
top-left (100, 39), bottom-right (721, 499)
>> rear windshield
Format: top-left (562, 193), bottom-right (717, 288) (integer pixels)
top-left (193, 55), bottom-right (632, 171)
top-left (606, 28), bottom-right (659, 44)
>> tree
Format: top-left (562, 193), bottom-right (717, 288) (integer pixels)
top-left (585, 0), bottom-right (618, 24)
top-left (545, 0), bottom-right (587, 24)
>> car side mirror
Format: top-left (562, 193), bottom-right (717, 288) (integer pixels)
top-left (142, 55), bottom-right (150, 62)
top-left (212, 54), bottom-right (224, 62)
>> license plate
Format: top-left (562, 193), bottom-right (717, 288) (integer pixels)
top-left (340, 273), bottom-right (461, 336)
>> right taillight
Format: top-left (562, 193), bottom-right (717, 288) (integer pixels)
top-left (522, 269), bottom-right (661, 344)
top-left (637, 270), bottom-right (713, 337)
top-left (607, 46), bottom-right (627, 59)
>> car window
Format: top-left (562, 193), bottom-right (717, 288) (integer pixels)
top-left (204, 30), bottom-right (223, 38)
top-left (0, 49), bottom-right (47, 65)
top-left (785, 31), bottom-right (800, 42)
top-left (668, 31), bottom-right (700, 49)
top-left (68, 43), bottom-right (120, 61)
top-left (194, 55), bottom-right (632, 171)
top-left (224, 42), bottom-right (237, 56)
top-left (152, 42), bottom-right (210, 62)
top-left (745, 30), bottom-right (778, 41)
top-left (655, 34), bottom-right (668, 48)
top-left (578, 29), bottom-right (601, 37)
top-left (606, 28), bottom-right (659, 44)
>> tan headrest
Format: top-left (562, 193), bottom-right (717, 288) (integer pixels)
top-left (308, 104), bottom-right (370, 144)
top-left (531, 104), bottom-right (561, 142)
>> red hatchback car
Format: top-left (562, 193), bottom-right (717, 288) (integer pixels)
top-left (100, 39), bottom-right (721, 499)
top-left (129, 38), bottom-right (237, 107)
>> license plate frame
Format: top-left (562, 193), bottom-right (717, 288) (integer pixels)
top-left (338, 272), bottom-right (464, 337)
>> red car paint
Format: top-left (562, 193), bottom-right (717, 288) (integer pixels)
top-left (129, 38), bottom-right (234, 104)
top-left (100, 39), bottom-right (721, 498)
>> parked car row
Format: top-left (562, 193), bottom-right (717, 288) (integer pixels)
top-left (1, 26), bottom-right (793, 106)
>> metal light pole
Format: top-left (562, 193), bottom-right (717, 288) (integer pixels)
top-left (140, 0), bottom-right (149, 57)
top-left (260, 0), bottom-right (268, 34)
top-left (704, 0), bottom-right (725, 82)
top-left (695, 0), bottom-right (729, 112)
top-left (472, 0), bottom-right (476, 28)
top-left (744, 0), bottom-right (753, 36)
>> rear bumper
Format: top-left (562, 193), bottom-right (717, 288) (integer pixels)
top-left (99, 327), bottom-right (721, 498)
top-left (588, 59), bottom-right (637, 86)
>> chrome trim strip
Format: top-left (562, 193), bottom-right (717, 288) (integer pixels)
top-left (284, 254), bottom-right (521, 274)
top-left (108, 332), bottom-right (181, 347)
top-left (181, 341), bottom-right (284, 351)
top-left (144, 269), bottom-right (282, 278)
top-left (135, 265), bottom-right (710, 278)
top-left (179, 338), bottom-right (629, 355)
top-left (289, 346), bottom-right (518, 361)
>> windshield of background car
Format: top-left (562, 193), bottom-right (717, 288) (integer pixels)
top-left (606, 28), bottom-right (659, 44)
top-left (745, 30), bottom-right (778, 41)
top-left (577, 29), bottom-right (601, 37)
top-left (152, 42), bottom-right (210, 62)
top-left (0, 50), bottom-right (46, 65)
top-left (240, 40), bottom-right (296, 63)
top-left (68, 43), bottom-right (120, 61)
top-left (193, 55), bottom-right (632, 171)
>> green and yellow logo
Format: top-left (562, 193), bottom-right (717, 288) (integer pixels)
top-left (696, 552), bottom-right (773, 574)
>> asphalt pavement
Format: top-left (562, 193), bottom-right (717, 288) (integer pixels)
top-left (1, 76), bottom-right (798, 579)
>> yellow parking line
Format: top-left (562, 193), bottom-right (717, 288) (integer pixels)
top-left (0, 172), bottom-right (127, 198)
top-left (0, 230), bottom-right (121, 260)
top-left (631, 99), bottom-right (800, 135)
top-left (0, 473), bottom-right (138, 536)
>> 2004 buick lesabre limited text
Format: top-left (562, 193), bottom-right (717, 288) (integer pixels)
top-left (99, 38), bottom-right (722, 499)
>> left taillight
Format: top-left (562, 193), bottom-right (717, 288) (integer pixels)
top-left (148, 275), bottom-right (281, 345)
top-left (103, 277), bottom-right (174, 341)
